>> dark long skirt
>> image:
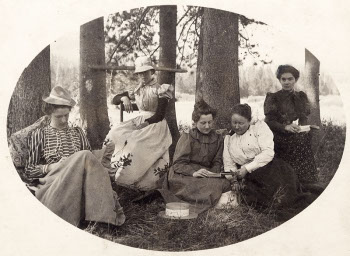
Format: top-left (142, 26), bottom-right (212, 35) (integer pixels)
top-left (35, 150), bottom-right (125, 226)
top-left (240, 158), bottom-right (316, 211)
top-left (273, 132), bottom-right (318, 184)
top-left (159, 168), bottom-right (231, 214)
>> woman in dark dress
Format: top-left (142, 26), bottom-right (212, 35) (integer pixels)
top-left (264, 65), bottom-right (319, 186)
top-left (160, 100), bottom-right (231, 214)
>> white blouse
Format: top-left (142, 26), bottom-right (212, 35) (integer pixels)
top-left (130, 77), bottom-right (173, 112)
top-left (223, 120), bottom-right (274, 173)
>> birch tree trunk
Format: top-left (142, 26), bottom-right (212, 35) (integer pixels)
top-left (304, 48), bottom-right (322, 151)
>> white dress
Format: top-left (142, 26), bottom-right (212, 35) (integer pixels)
top-left (106, 78), bottom-right (173, 191)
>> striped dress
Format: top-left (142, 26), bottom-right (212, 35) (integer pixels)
top-left (25, 125), bottom-right (91, 181)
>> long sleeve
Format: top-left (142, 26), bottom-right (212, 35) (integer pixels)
top-left (76, 127), bottom-right (91, 150)
top-left (223, 135), bottom-right (238, 173)
top-left (111, 91), bottom-right (130, 105)
top-left (25, 128), bottom-right (47, 180)
top-left (209, 135), bottom-right (224, 173)
top-left (264, 93), bottom-right (287, 133)
top-left (145, 97), bottom-right (168, 124)
top-left (296, 91), bottom-right (310, 125)
top-left (243, 122), bottom-right (275, 172)
top-left (172, 133), bottom-right (204, 176)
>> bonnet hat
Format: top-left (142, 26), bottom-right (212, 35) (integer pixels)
top-left (42, 86), bottom-right (76, 107)
top-left (134, 56), bottom-right (155, 74)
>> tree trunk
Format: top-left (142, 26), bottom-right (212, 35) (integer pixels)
top-left (7, 46), bottom-right (51, 137)
top-left (158, 5), bottom-right (179, 161)
top-left (80, 17), bottom-right (110, 149)
top-left (196, 8), bottom-right (240, 130)
top-left (304, 48), bottom-right (322, 152)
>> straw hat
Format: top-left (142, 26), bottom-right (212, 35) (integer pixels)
top-left (158, 202), bottom-right (198, 220)
top-left (134, 56), bottom-right (155, 73)
top-left (42, 86), bottom-right (76, 107)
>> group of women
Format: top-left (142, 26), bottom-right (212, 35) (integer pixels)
top-left (24, 56), bottom-right (322, 227)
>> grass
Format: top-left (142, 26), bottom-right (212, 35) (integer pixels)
top-left (82, 121), bottom-right (346, 251)
top-left (315, 120), bottom-right (346, 184)
top-left (83, 187), bottom-right (280, 251)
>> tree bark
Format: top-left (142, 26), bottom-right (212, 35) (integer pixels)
top-left (158, 5), bottom-right (179, 161)
top-left (80, 17), bottom-right (110, 149)
top-left (196, 8), bottom-right (240, 130)
top-left (7, 46), bottom-right (51, 137)
top-left (304, 48), bottom-right (322, 151)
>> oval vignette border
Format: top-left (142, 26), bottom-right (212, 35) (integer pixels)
top-left (0, 0), bottom-right (349, 256)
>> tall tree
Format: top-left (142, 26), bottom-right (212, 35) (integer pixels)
top-left (304, 48), bottom-right (322, 151)
top-left (7, 46), bottom-right (51, 137)
top-left (196, 8), bottom-right (240, 130)
top-left (80, 17), bottom-right (110, 149)
top-left (158, 5), bottom-right (179, 160)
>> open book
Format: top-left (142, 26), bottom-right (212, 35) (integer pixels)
top-left (298, 125), bottom-right (320, 133)
top-left (207, 172), bottom-right (234, 178)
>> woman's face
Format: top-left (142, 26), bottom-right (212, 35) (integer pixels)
top-left (50, 107), bottom-right (71, 129)
top-left (137, 70), bottom-right (153, 85)
top-left (231, 113), bottom-right (250, 135)
top-left (195, 114), bottom-right (214, 134)
top-left (279, 72), bottom-right (296, 91)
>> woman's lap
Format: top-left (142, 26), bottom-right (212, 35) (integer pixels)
top-left (35, 150), bottom-right (121, 226)
top-left (274, 132), bottom-right (318, 183)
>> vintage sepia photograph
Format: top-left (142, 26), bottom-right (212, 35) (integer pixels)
top-left (1, 0), bottom-right (350, 255)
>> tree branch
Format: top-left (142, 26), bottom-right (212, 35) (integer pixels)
top-left (107, 7), bottom-right (151, 63)
top-left (176, 6), bottom-right (192, 26)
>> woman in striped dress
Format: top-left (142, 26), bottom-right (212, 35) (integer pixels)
top-left (25, 86), bottom-right (125, 227)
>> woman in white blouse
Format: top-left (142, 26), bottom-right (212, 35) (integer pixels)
top-left (223, 104), bottom-right (315, 213)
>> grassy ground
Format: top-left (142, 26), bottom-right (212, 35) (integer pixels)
top-left (83, 121), bottom-right (346, 251)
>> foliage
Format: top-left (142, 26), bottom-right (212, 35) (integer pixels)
top-left (110, 153), bottom-right (133, 169)
top-left (314, 121), bottom-right (346, 185)
top-left (81, 119), bottom-right (346, 251)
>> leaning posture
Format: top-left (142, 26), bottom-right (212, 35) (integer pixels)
top-left (106, 56), bottom-right (173, 191)
top-left (25, 86), bottom-right (125, 227)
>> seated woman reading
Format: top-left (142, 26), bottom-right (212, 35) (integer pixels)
top-left (159, 100), bottom-right (231, 214)
top-left (106, 56), bottom-right (173, 191)
top-left (25, 86), bottom-right (125, 227)
top-left (223, 104), bottom-right (316, 216)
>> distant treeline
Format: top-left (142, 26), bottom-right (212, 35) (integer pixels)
top-left (51, 55), bottom-right (339, 101)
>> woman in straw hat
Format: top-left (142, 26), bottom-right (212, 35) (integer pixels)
top-left (25, 86), bottom-right (125, 227)
top-left (106, 56), bottom-right (173, 191)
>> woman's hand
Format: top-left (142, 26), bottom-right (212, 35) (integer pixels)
top-left (121, 96), bottom-right (133, 113)
top-left (135, 121), bottom-right (149, 130)
top-left (46, 157), bottom-right (67, 173)
top-left (193, 168), bottom-right (213, 178)
top-left (237, 167), bottom-right (248, 179)
top-left (285, 124), bottom-right (300, 133)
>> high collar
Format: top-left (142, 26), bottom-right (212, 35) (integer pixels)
top-left (280, 89), bottom-right (296, 95)
top-left (190, 128), bottom-right (218, 144)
